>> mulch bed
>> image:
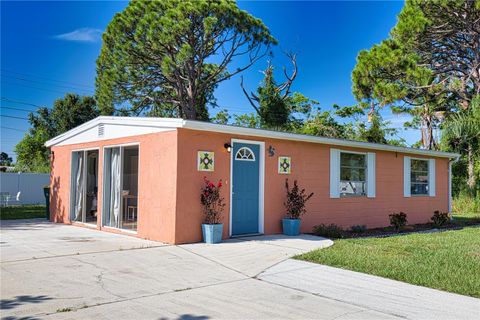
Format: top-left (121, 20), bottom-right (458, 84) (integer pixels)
top-left (336, 219), bottom-right (480, 239)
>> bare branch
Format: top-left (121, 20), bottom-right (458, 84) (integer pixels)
top-left (240, 76), bottom-right (260, 114)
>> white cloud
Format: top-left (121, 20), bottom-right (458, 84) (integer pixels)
top-left (54, 28), bottom-right (102, 42)
top-left (383, 114), bottom-right (412, 128)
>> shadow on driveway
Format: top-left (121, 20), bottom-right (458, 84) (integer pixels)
top-left (159, 315), bottom-right (209, 320)
top-left (1, 295), bottom-right (52, 311)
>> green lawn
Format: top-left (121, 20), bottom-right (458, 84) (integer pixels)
top-left (297, 209), bottom-right (480, 298)
top-left (0, 205), bottom-right (47, 220)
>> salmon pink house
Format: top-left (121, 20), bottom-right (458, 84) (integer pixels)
top-left (46, 116), bottom-right (459, 244)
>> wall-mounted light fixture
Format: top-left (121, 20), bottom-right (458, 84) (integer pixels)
top-left (224, 143), bottom-right (232, 153)
top-left (268, 145), bottom-right (275, 157)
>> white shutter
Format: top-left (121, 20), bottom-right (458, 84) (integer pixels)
top-left (429, 158), bottom-right (436, 197)
top-left (330, 149), bottom-right (340, 198)
top-left (367, 152), bottom-right (376, 198)
top-left (404, 156), bottom-right (411, 197)
top-left (448, 161), bottom-right (452, 212)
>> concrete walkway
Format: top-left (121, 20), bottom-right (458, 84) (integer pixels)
top-left (259, 259), bottom-right (480, 320)
top-left (1, 220), bottom-right (478, 319)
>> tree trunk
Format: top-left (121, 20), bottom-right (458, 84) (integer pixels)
top-left (183, 105), bottom-right (197, 119)
top-left (467, 143), bottom-right (476, 190)
top-left (182, 93), bottom-right (197, 120)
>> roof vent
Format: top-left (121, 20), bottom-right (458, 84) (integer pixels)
top-left (98, 124), bottom-right (105, 137)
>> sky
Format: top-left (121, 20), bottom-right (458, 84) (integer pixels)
top-left (1, 0), bottom-right (414, 161)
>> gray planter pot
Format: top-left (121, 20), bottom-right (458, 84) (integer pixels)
top-left (202, 223), bottom-right (223, 244)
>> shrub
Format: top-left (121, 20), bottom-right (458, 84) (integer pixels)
top-left (200, 177), bottom-right (225, 224)
top-left (284, 179), bottom-right (314, 219)
top-left (389, 212), bottom-right (407, 231)
top-left (350, 225), bottom-right (367, 233)
top-left (313, 223), bottom-right (343, 239)
top-left (431, 210), bottom-right (450, 227)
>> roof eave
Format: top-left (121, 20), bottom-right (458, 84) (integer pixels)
top-left (182, 120), bottom-right (460, 159)
top-left (45, 116), bottom-right (460, 159)
top-left (45, 116), bottom-right (184, 147)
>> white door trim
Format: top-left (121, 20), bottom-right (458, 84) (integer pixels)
top-left (101, 143), bottom-right (140, 232)
top-left (229, 138), bottom-right (265, 236)
top-left (69, 148), bottom-right (100, 224)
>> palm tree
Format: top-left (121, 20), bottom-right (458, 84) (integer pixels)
top-left (442, 97), bottom-right (480, 191)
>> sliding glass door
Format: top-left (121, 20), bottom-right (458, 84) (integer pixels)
top-left (71, 150), bottom-right (99, 224)
top-left (71, 151), bottom-right (85, 222)
top-left (103, 145), bottom-right (139, 231)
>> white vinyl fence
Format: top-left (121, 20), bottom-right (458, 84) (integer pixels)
top-left (0, 173), bottom-right (50, 205)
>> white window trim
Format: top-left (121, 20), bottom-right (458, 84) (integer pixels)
top-left (428, 158), bottom-right (436, 197)
top-left (235, 147), bottom-right (256, 161)
top-left (405, 156), bottom-right (435, 197)
top-left (404, 156), bottom-right (411, 197)
top-left (448, 160), bottom-right (453, 212)
top-left (330, 149), bottom-right (375, 198)
top-left (330, 149), bottom-right (340, 198)
top-left (367, 152), bottom-right (376, 198)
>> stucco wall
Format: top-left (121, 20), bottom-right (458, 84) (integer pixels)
top-left (50, 130), bottom-right (178, 243)
top-left (174, 128), bottom-right (449, 244)
top-left (50, 127), bottom-right (449, 245)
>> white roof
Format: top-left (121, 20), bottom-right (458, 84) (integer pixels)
top-left (45, 116), bottom-right (459, 159)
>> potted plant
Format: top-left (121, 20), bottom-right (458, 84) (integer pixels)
top-left (200, 177), bottom-right (225, 243)
top-left (283, 179), bottom-right (314, 236)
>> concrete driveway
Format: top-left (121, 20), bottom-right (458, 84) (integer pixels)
top-left (1, 220), bottom-right (478, 320)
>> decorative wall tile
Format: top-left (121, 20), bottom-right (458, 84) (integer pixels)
top-left (278, 156), bottom-right (291, 174)
top-left (198, 151), bottom-right (214, 171)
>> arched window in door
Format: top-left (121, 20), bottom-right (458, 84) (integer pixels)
top-left (235, 147), bottom-right (255, 161)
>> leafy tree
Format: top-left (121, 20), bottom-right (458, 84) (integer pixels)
top-left (96, 0), bottom-right (276, 120)
top-left (355, 113), bottom-right (406, 146)
top-left (0, 152), bottom-right (13, 166)
top-left (351, 1), bottom-right (480, 149)
top-left (351, 39), bottom-right (449, 150)
top-left (15, 129), bottom-right (50, 173)
top-left (334, 105), bottom-right (406, 146)
top-left (232, 112), bottom-right (261, 128)
top-left (211, 109), bottom-right (230, 125)
top-left (256, 65), bottom-right (290, 128)
top-left (15, 94), bottom-right (99, 172)
top-left (442, 96), bottom-right (480, 191)
top-left (298, 109), bottom-right (346, 139)
top-left (241, 54), bottom-right (317, 129)
top-left (286, 92), bottom-right (319, 131)
top-left (392, 0), bottom-right (480, 105)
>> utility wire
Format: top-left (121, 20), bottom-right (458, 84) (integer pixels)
top-left (0, 115), bottom-right (29, 120)
top-left (1, 69), bottom-right (94, 89)
top-left (1, 126), bottom-right (24, 132)
top-left (0, 97), bottom-right (44, 108)
top-left (2, 80), bottom-right (75, 95)
top-left (0, 106), bottom-right (36, 113)
top-left (1, 74), bottom-right (93, 95)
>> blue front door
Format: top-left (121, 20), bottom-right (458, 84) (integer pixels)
top-left (232, 142), bottom-right (260, 235)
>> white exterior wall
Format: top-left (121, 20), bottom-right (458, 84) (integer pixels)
top-left (0, 173), bottom-right (50, 205)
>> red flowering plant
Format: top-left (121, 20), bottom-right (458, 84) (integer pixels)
top-left (284, 179), bottom-right (314, 219)
top-left (200, 177), bottom-right (225, 224)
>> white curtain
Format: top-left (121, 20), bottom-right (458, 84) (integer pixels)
top-left (109, 148), bottom-right (121, 228)
top-left (74, 152), bottom-right (84, 221)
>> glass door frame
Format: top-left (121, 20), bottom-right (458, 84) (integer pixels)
top-left (101, 143), bottom-right (140, 233)
top-left (69, 148), bottom-right (99, 225)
